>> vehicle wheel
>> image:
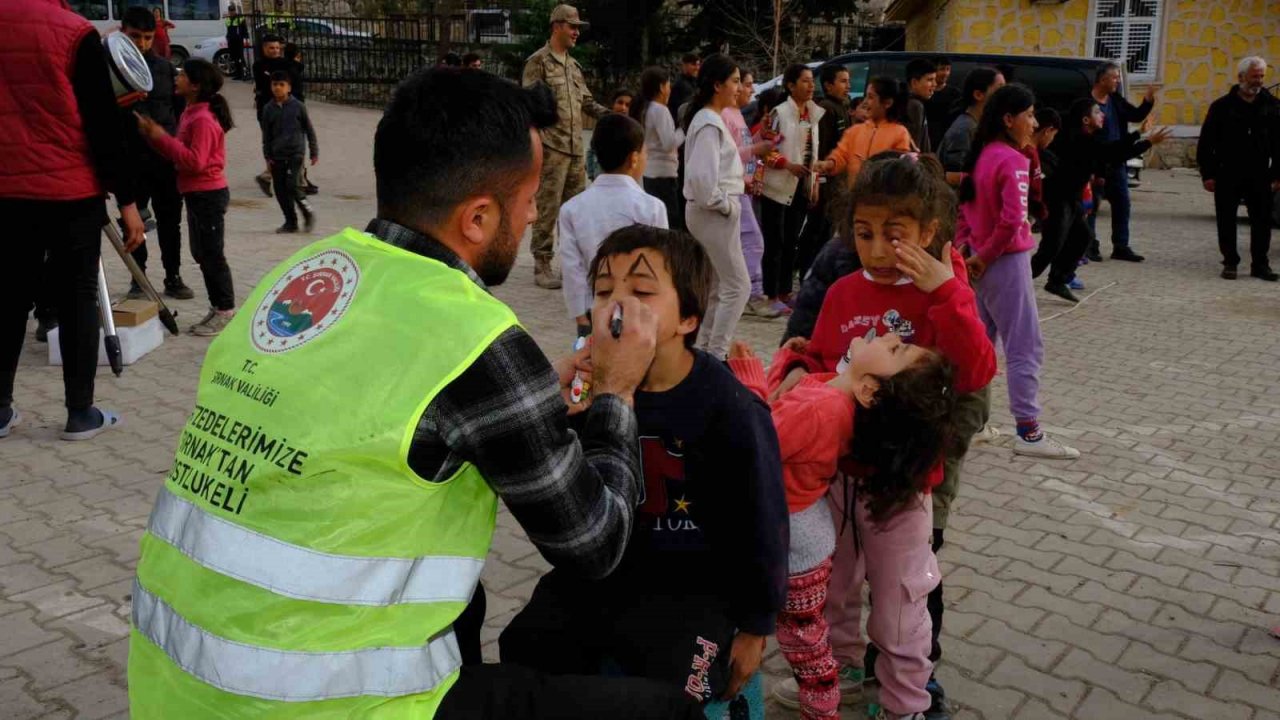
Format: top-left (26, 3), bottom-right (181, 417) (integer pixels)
top-left (170, 46), bottom-right (189, 64)
top-left (214, 50), bottom-right (232, 76)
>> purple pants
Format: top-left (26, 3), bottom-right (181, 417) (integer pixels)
top-left (740, 196), bottom-right (765, 297)
top-left (974, 250), bottom-right (1043, 421)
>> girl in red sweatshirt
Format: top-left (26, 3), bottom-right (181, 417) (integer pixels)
top-left (766, 153), bottom-right (997, 720)
top-left (137, 58), bottom-right (236, 337)
top-left (731, 333), bottom-right (956, 720)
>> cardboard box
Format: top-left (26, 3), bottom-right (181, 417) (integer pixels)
top-left (48, 315), bottom-right (164, 367)
top-left (112, 298), bottom-right (159, 327)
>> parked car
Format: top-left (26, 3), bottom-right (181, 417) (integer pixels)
top-left (754, 51), bottom-right (1117, 117)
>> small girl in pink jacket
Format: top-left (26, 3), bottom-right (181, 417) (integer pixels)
top-left (137, 58), bottom-right (236, 337)
top-left (956, 84), bottom-right (1078, 459)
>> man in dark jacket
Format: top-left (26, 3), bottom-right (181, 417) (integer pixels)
top-left (1198, 57), bottom-right (1280, 281)
top-left (224, 4), bottom-right (248, 80)
top-left (668, 52), bottom-right (699, 124)
top-left (1087, 62), bottom-right (1157, 262)
top-left (252, 34), bottom-right (297, 196)
top-left (903, 57), bottom-right (937, 152)
top-left (122, 7), bottom-right (192, 299)
top-left (925, 56), bottom-right (961, 150)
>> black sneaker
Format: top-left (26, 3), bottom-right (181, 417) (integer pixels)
top-left (126, 280), bottom-right (146, 300)
top-left (1252, 267), bottom-right (1280, 282)
top-left (276, 224), bottom-right (299, 234)
top-left (1110, 247), bottom-right (1145, 262)
top-left (164, 276), bottom-right (195, 300)
top-left (35, 318), bottom-right (57, 343)
top-left (1222, 266), bottom-right (1238, 280)
top-left (1085, 248), bottom-right (1103, 262)
top-left (304, 183), bottom-right (319, 195)
top-left (1044, 282), bottom-right (1079, 303)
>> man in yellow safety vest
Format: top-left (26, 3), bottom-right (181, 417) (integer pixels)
top-left (128, 68), bottom-right (705, 719)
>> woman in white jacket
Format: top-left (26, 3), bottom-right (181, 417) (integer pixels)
top-left (759, 64), bottom-right (824, 311)
top-left (681, 54), bottom-right (748, 360)
top-left (631, 67), bottom-right (685, 230)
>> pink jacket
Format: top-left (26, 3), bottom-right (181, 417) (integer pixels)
top-left (148, 102), bottom-right (227, 194)
top-left (956, 141), bottom-right (1035, 265)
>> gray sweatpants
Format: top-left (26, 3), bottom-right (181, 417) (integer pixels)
top-left (685, 198), bottom-right (748, 359)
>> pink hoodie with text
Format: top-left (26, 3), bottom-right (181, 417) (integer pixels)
top-left (955, 141), bottom-right (1035, 266)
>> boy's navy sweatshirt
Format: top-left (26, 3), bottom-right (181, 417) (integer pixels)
top-left (600, 350), bottom-right (788, 636)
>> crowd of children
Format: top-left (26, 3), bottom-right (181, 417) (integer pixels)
top-left (536, 47), bottom-right (1180, 719)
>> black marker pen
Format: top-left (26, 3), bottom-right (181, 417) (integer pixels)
top-left (610, 304), bottom-right (623, 339)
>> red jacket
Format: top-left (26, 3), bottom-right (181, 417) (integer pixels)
top-left (768, 247), bottom-right (997, 490)
top-left (148, 102), bottom-right (227, 194)
top-left (0, 0), bottom-right (102, 201)
top-left (731, 357), bottom-right (854, 513)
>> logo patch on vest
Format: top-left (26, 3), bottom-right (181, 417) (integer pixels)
top-left (251, 249), bottom-right (359, 353)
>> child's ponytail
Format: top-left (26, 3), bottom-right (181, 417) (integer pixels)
top-left (182, 58), bottom-right (235, 132)
top-left (850, 351), bottom-right (958, 523)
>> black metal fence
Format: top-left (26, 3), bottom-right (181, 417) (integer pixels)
top-left (238, 5), bottom-right (904, 108)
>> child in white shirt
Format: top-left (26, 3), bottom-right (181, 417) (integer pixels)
top-left (560, 113), bottom-right (668, 335)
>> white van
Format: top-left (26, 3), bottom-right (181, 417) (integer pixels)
top-left (71, 0), bottom-right (227, 63)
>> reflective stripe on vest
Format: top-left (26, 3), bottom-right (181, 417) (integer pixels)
top-left (132, 582), bottom-right (461, 701)
top-left (147, 487), bottom-right (485, 605)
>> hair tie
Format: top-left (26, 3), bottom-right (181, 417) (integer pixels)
top-left (902, 152), bottom-right (920, 164)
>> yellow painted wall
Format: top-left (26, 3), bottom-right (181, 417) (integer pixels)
top-left (903, 0), bottom-right (1280, 127)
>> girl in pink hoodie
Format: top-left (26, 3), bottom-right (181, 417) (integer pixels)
top-left (956, 84), bottom-right (1078, 460)
top-left (137, 58), bottom-right (236, 337)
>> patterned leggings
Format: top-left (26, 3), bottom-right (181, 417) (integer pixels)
top-left (777, 557), bottom-right (840, 720)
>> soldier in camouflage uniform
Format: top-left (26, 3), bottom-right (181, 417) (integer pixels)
top-left (522, 4), bottom-right (610, 289)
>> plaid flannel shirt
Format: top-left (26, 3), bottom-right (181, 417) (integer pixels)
top-left (366, 219), bottom-right (642, 579)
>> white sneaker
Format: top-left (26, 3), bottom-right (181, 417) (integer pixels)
top-left (772, 665), bottom-right (864, 709)
top-left (745, 296), bottom-right (782, 319)
top-left (1013, 433), bottom-right (1080, 459)
top-left (972, 423), bottom-right (1000, 445)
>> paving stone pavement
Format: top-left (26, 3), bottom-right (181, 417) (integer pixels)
top-left (1, 83), bottom-right (1278, 719)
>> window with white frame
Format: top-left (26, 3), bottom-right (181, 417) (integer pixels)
top-left (1090, 0), bottom-right (1163, 82)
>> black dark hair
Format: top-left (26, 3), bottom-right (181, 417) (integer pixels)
top-left (440, 52), bottom-right (462, 67)
top-left (905, 57), bottom-right (937, 83)
top-left (850, 349), bottom-right (957, 523)
top-left (757, 86), bottom-right (787, 118)
top-left (681, 53), bottom-right (738, 132)
top-left (996, 63), bottom-right (1016, 82)
top-left (782, 63), bottom-right (812, 97)
top-left (867, 76), bottom-right (907, 123)
top-left (121, 7), bottom-right (156, 31)
top-left (375, 68), bottom-right (557, 231)
top-left (932, 56), bottom-right (951, 68)
top-left (1064, 96), bottom-right (1100, 137)
top-left (1094, 61), bottom-right (1120, 84)
top-left (835, 150), bottom-right (956, 258)
top-left (631, 66), bottom-right (670, 128)
top-left (591, 113), bottom-right (645, 173)
top-left (682, 52), bottom-right (701, 65)
top-left (961, 67), bottom-right (1001, 108)
top-left (462, 52), bottom-right (482, 66)
top-left (261, 33), bottom-right (283, 45)
top-left (269, 70), bottom-right (291, 84)
top-left (181, 59), bottom-right (233, 132)
top-left (588, 225), bottom-right (712, 349)
top-left (284, 42), bottom-right (300, 61)
top-left (958, 83), bottom-right (1036, 203)
top-left (820, 63), bottom-right (850, 89)
top-left (1035, 107), bottom-right (1061, 131)
top-left (609, 87), bottom-right (633, 105)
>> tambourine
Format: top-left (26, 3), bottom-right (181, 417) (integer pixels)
top-left (104, 32), bottom-right (153, 107)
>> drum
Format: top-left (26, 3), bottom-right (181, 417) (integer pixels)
top-left (103, 32), bottom-right (153, 106)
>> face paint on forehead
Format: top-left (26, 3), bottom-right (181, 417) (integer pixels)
top-left (595, 256), bottom-right (613, 279)
top-left (628, 253), bottom-right (659, 278)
